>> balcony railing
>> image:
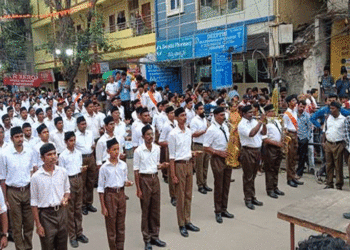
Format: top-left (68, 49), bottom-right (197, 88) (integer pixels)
top-left (105, 14), bottom-right (155, 37)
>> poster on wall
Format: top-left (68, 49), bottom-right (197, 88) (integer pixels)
top-left (3, 74), bottom-right (43, 87)
top-left (212, 52), bottom-right (232, 90)
top-left (145, 64), bottom-right (182, 93)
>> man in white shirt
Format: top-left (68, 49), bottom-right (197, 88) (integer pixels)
top-left (262, 105), bottom-right (284, 199)
top-left (185, 98), bottom-right (195, 127)
top-left (152, 101), bottom-right (165, 142)
top-left (158, 106), bottom-right (177, 206)
top-left (75, 116), bottom-right (97, 215)
top-left (94, 102), bottom-right (106, 130)
top-left (59, 132), bottom-right (89, 248)
top-left (131, 75), bottom-right (143, 102)
top-left (132, 108), bottom-right (154, 150)
top-left (13, 107), bottom-right (33, 127)
top-left (49, 117), bottom-right (66, 155)
top-left (33, 124), bottom-right (54, 169)
top-left (131, 99), bottom-right (142, 121)
top-left (96, 116), bottom-right (117, 168)
top-left (323, 101), bottom-right (346, 190)
top-left (22, 123), bottom-right (37, 149)
top-left (168, 107), bottom-right (200, 237)
top-left (144, 82), bottom-right (162, 117)
top-left (105, 76), bottom-right (117, 112)
top-left (84, 100), bottom-right (101, 141)
top-left (53, 101), bottom-right (66, 119)
top-left (1, 127), bottom-right (35, 250)
top-left (1, 114), bottom-right (11, 143)
top-left (30, 143), bottom-right (70, 250)
top-left (238, 105), bottom-right (267, 210)
top-left (133, 125), bottom-right (167, 249)
top-left (191, 102), bottom-right (211, 195)
top-left (32, 108), bottom-right (45, 138)
top-left (63, 106), bottom-right (76, 132)
top-left (111, 107), bottom-right (127, 149)
top-left (204, 107), bottom-right (233, 223)
top-left (283, 95), bottom-right (303, 187)
top-left (44, 107), bottom-right (56, 133)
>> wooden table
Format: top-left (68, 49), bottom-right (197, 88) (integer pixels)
top-left (277, 189), bottom-right (349, 250)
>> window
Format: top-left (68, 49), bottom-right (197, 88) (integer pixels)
top-left (199, 0), bottom-right (242, 20)
top-left (76, 25), bottom-right (82, 32)
top-left (166, 0), bottom-right (184, 16)
top-left (109, 14), bottom-right (116, 33)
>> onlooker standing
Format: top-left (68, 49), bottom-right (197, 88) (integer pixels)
top-left (105, 76), bottom-right (117, 112)
top-left (323, 102), bottom-right (346, 190)
top-left (336, 66), bottom-right (350, 97)
top-left (319, 66), bottom-right (334, 101)
top-left (116, 72), bottom-right (131, 120)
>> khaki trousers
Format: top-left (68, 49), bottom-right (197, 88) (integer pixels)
top-left (325, 141), bottom-right (345, 188)
top-left (7, 186), bottom-right (34, 250)
top-left (193, 143), bottom-right (210, 188)
top-left (263, 145), bottom-right (283, 192)
top-left (39, 207), bottom-right (68, 250)
top-left (175, 161), bottom-right (193, 227)
top-left (241, 147), bottom-right (261, 201)
top-left (139, 174), bottom-right (160, 243)
top-left (104, 189), bottom-right (126, 250)
top-left (286, 132), bottom-right (298, 181)
top-left (160, 146), bottom-right (175, 198)
top-left (82, 154), bottom-right (97, 206)
top-left (68, 175), bottom-right (83, 240)
top-left (211, 155), bottom-right (232, 214)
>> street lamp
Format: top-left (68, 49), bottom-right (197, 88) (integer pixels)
top-left (65, 49), bottom-right (73, 56)
top-left (55, 49), bottom-right (61, 55)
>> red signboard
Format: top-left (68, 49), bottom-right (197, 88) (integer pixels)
top-left (38, 70), bottom-right (55, 83)
top-left (3, 74), bottom-right (43, 87)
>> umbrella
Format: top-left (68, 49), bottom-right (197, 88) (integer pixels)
top-left (102, 70), bottom-right (115, 80)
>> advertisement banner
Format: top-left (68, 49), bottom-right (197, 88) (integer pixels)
top-left (145, 64), bottom-right (182, 93)
top-left (38, 69), bottom-right (55, 83)
top-left (3, 74), bottom-right (43, 87)
top-left (212, 52), bottom-right (232, 90)
top-left (156, 37), bottom-right (194, 61)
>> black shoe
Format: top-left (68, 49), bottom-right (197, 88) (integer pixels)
top-left (126, 195), bottom-right (130, 200)
top-left (221, 211), bottom-right (234, 218)
top-left (231, 179), bottom-right (235, 182)
top-left (293, 179), bottom-right (304, 185)
top-left (245, 201), bottom-right (255, 210)
top-left (171, 197), bottom-right (177, 207)
top-left (179, 226), bottom-right (188, 237)
top-left (82, 207), bottom-right (88, 215)
top-left (77, 234), bottom-right (89, 243)
top-left (287, 180), bottom-right (298, 188)
top-left (274, 189), bottom-right (285, 196)
top-left (215, 213), bottom-right (223, 223)
top-left (198, 187), bottom-right (207, 194)
top-left (7, 232), bottom-right (13, 242)
top-left (204, 185), bottom-right (212, 192)
top-left (163, 177), bottom-right (168, 184)
top-left (267, 191), bottom-right (278, 199)
top-left (145, 242), bottom-right (152, 250)
top-left (324, 185), bottom-right (334, 189)
top-left (252, 199), bottom-right (263, 206)
top-left (185, 223), bottom-right (200, 232)
top-left (86, 204), bottom-right (97, 213)
top-left (150, 239), bottom-right (166, 247)
top-left (336, 186), bottom-right (343, 190)
top-left (344, 212), bottom-right (350, 219)
top-left (70, 239), bottom-right (79, 248)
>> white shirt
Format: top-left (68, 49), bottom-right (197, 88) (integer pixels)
top-left (190, 115), bottom-right (207, 144)
top-left (105, 82), bottom-right (117, 100)
top-left (84, 113), bottom-right (101, 140)
top-left (132, 122), bottom-right (155, 147)
top-left (95, 112), bottom-right (106, 129)
top-left (33, 140), bottom-right (56, 168)
top-left (32, 121), bottom-right (45, 138)
top-left (130, 81), bottom-right (137, 101)
top-left (0, 190), bottom-right (7, 214)
top-left (132, 111), bottom-right (137, 121)
top-left (185, 108), bottom-right (195, 126)
top-left (44, 117), bottom-right (56, 133)
top-left (75, 130), bottom-right (94, 155)
top-left (13, 116), bottom-right (33, 127)
top-left (283, 108), bottom-right (298, 132)
top-left (152, 111), bottom-right (167, 132)
top-left (21, 100), bottom-right (30, 110)
top-left (118, 106), bottom-right (125, 121)
top-left (238, 118), bottom-right (263, 148)
top-left (0, 142), bottom-right (10, 180)
top-left (63, 117), bottom-right (76, 132)
top-left (1, 145), bottom-right (35, 187)
top-left (24, 136), bottom-right (39, 149)
top-left (324, 114), bottom-right (345, 142)
top-left (114, 120), bottom-right (127, 148)
top-left (30, 166), bottom-right (70, 208)
top-left (203, 120), bottom-right (229, 151)
top-left (168, 125), bottom-right (192, 161)
top-left (59, 148), bottom-right (83, 176)
top-left (49, 129), bottom-right (66, 154)
top-left (95, 133), bottom-right (119, 166)
top-left (3, 126), bottom-right (11, 143)
top-left (133, 143), bottom-right (160, 174)
top-left (159, 119), bottom-right (177, 143)
top-left (97, 160), bottom-right (128, 192)
top-left (53, 110), bottom-right (66, 119)
top-left (144, 91), bottom-right (162, 117)
top-left (263, 119), bottom-right (282, 142)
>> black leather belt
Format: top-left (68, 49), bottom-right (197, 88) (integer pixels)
top-left (7, 184), bottom-right (30, 192)
top-left (287, 130), bottom-right (297, 134)
top-left (69, 173), bottom-right (82, 179)
top-left (193, 142), bottom-right (203, 146)
top-left (326, 140), bottom-right (344, 145)
top-left (175, 160), bottom-right (192, 164)
top-left (242, 146), bottom-right (260, 150)
top-left (39, 205), bottom-right (62, 212)
top-left (105, 187), bottom-right (124, 193)
top-left (82, 153), bottom-right (93, 158)
top-left (140, 173), bottom-right (158, 178)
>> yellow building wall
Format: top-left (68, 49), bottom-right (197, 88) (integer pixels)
top-left (276, 0), bottom-right (324, 29)
top-left (330, 20), bottom-right (350, 80)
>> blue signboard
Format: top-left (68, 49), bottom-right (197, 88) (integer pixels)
top-left (195, 26), bottom-right (246, 58)
top-left (212, 52), bottom-right (232, 90)
top-left (156, 37), bottom-right (194, 61)
top-left (145, 64), bottom-right (182, 93)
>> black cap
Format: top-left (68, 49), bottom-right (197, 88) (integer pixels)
top-left (213, 107), bottom-right (225, 115)
top-left (107, 138), bottom-right (119, 150)
top-left (285, 94), bottom-right (297, 104)
top-left (194, 102), bottom-right (203, 110)
top-left (64, 131), bottom-right (75, 141)
top-left (330, 101), bottom-right (341, 109)
top-left (10, 126), bottom-right (22, 137)
top-left (110, 106), bottom-right (119, 114)
top-left (1, 114), bottom-right (9, 122)
top-left (165, 106), bottom-right (174, 114)
top-left (324, 65), bottom-right (330, 71)
top-left (136, 107), bottom-right (143, 114)
top-left (341, 66), bottom-right (348, 74)
top-left (37, 124), bottom-right (47, 134)
top-left (54, 116), bottom-right (63, 125)
top-left (142, 124), bottom-right (153, 136)
top-left (20, 107), bottom-right (27, 112)
top-left (77, 116), bottom-right (86, 124)
top-left (175, 107), bottom-right (185, 117)
top-left (241, 105), bottom-right (253, 114)
top-left (216, 99), bottom-right (225, 106)
top-left (36, 108), bottom-right (43, 115)
top-left (22, 122), bottom-right (31, 129)
top-left (40, 143), bottom-right (56, 156)
top-left (140, 107), bottom-right (149, 115)
top-left (104, 116), bottom-right (114, 125)
top-left (264, 104), bottom-right (274, 112)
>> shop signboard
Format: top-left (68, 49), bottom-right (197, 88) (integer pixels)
top-left (212, 52), bottom-right (232, 90)
top-left (3, 73), bottom-right (43, 87)
top-left (156, 37), bottom-right (194, 61)
top-left (145, 64), bottom-right (182, 93)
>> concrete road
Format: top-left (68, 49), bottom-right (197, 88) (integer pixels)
top-left (7, 160), bottom-right (348, 250)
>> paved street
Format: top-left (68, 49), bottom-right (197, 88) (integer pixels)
top-left (7, 160), bottom-right (348, 250)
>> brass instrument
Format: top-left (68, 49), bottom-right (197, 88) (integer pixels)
top-left (277, 114), bottom-right (292, 157)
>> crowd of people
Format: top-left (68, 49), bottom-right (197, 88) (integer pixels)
top-left (0, 67), bottom-right (349, 250)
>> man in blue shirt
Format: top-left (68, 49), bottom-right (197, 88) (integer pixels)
top-left (228, 85), bottom-right (239, 100)
top-left (336, 66), bottom-right (350, 97)
top-left (117, 72), bottom-right (131, 120)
